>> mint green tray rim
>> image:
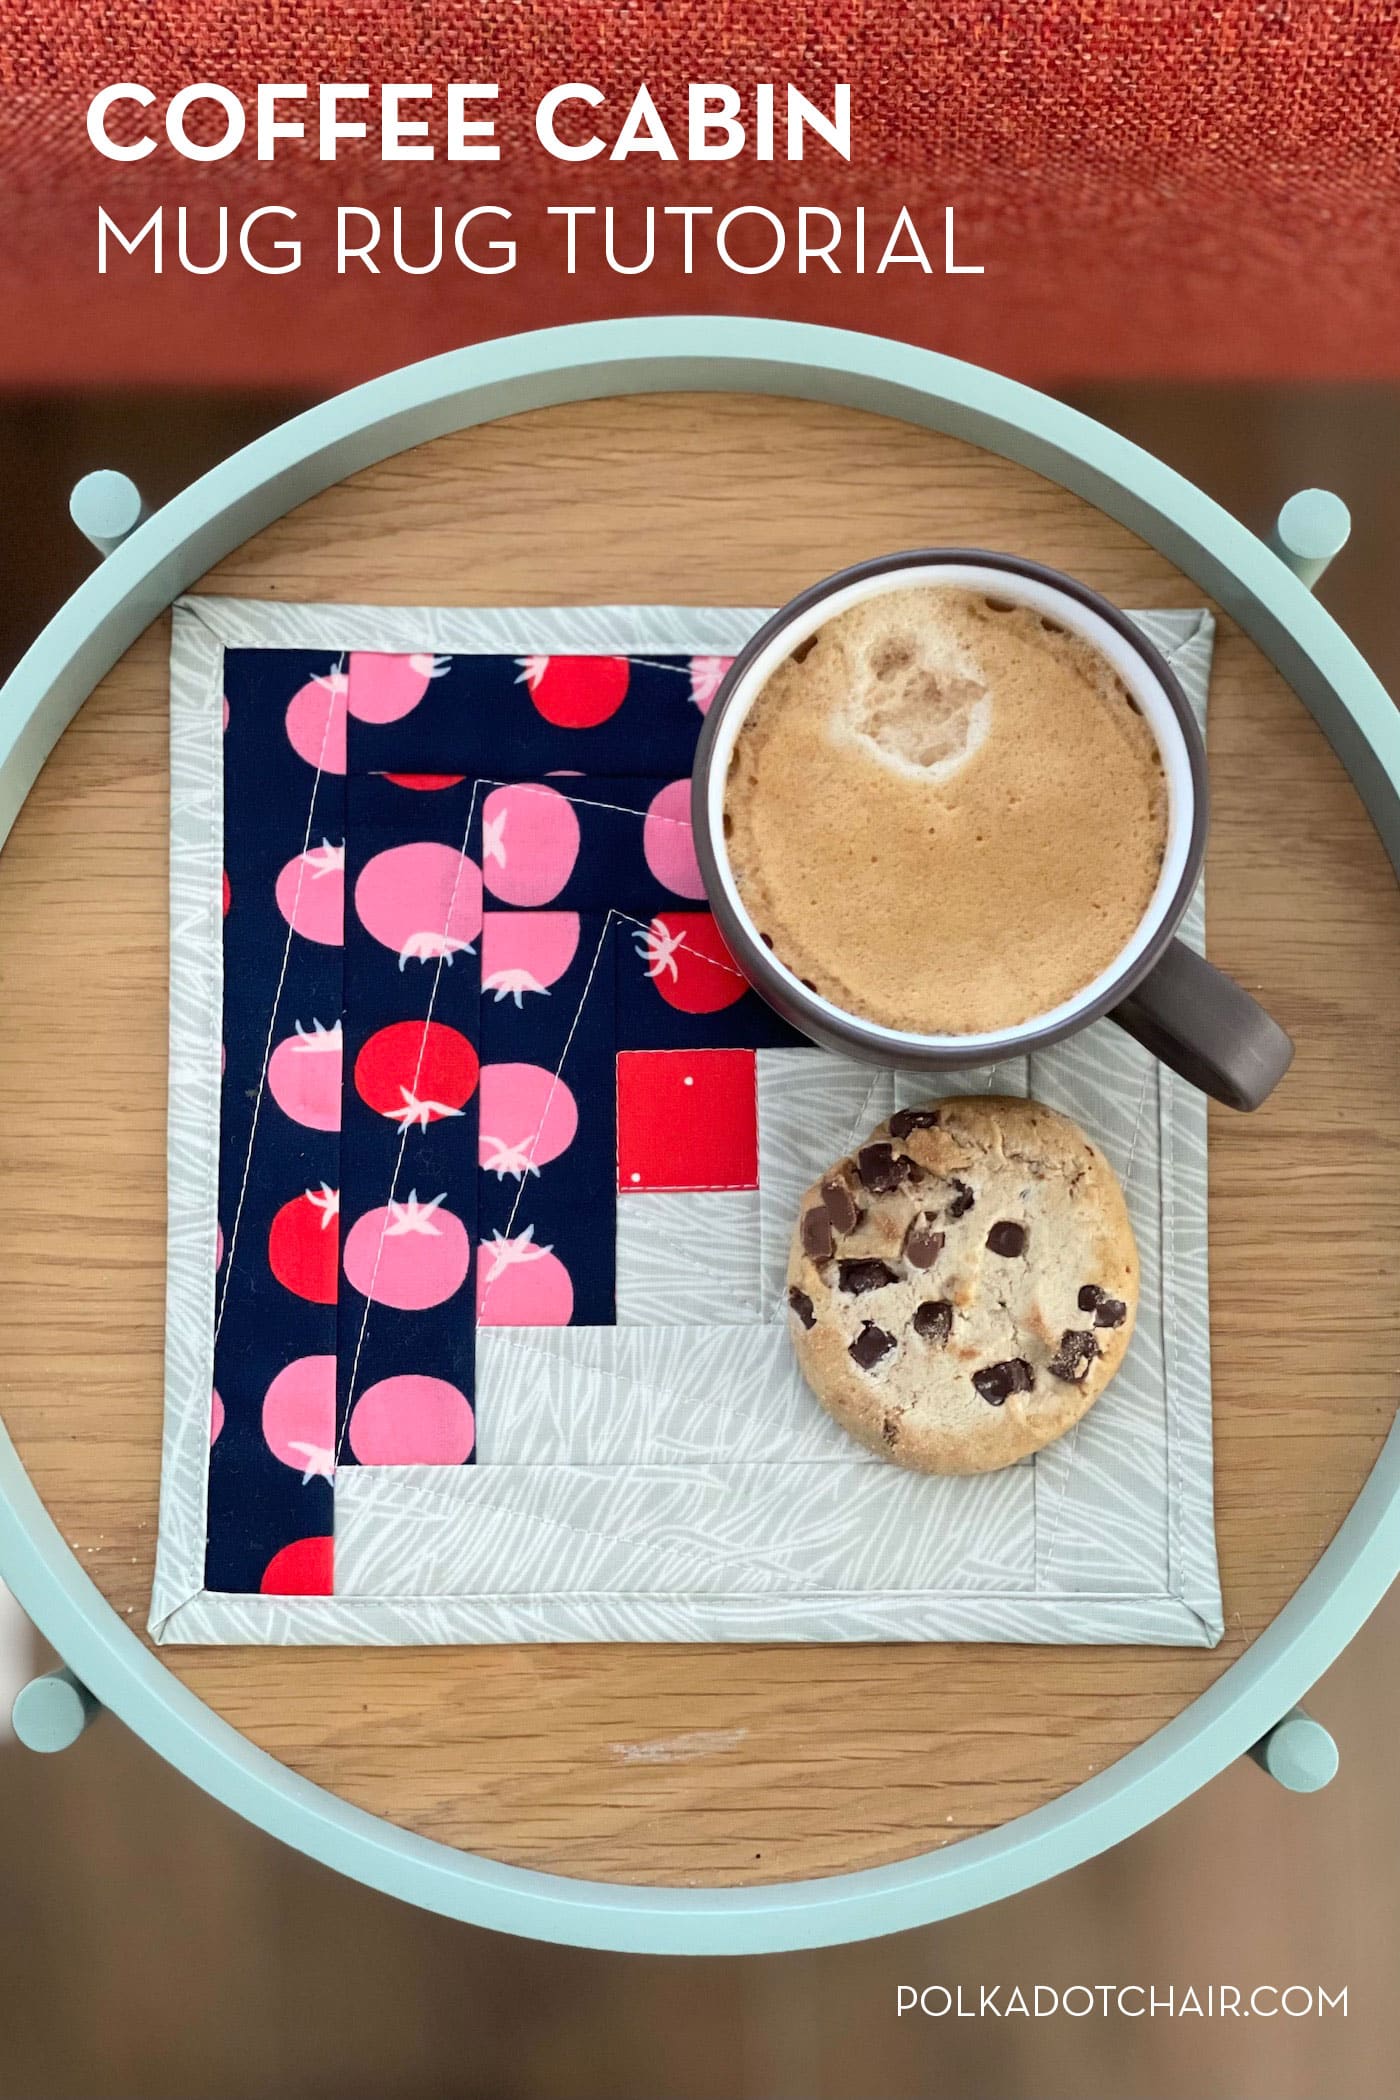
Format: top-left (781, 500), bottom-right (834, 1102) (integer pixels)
top-left (0, 317), bottom-right (1396, 1955)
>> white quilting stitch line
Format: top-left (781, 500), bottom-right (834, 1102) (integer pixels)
top-left (461, 786), bottom-right (750, 982)
top-left (182, 623), bottom-right (226, 1618)
top-left (611, 905), bottom-right (749, 982)
top-left (1162, 1068), bottom-right (1184, 1603)
top-left (371, 1478), bottom-right (844, 1594)
top-left (839, 1072), bottom-right (889, 1158)
top-left (482, 779), bottom-right (697, 828)
top-left (1035, 1057), bottom-right (1158, 1585)
top-left (339, 786), bottom-right (754, 1453)
top-left (620, 1181), bottom-right (757, 1193)
top-left (336, 778), bottom-right (487, 1464)
top-left (752, 1061), bottom-right (883, 1326)
top-left (1117, 1059), bottom-right (1158, 1194)
top-left (478, 1330), bottom-right (811, 1449)
top-left (215, 653), bottom-right (344, 1343)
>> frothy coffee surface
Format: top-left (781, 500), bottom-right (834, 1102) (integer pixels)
top-left (724, 586), bottom-right (1169, 1035)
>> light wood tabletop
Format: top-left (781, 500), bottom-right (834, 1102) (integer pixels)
top-left (0, 392), bottom-right (1396, 1889)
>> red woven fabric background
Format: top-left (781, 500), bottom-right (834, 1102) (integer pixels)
top-left (2, 1), bottom-right (1398, 387)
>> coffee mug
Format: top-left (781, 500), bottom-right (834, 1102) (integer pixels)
top-left (692, 549), bottom-right (1294, 1111)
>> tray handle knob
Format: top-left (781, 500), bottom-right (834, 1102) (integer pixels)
top-left (11, 1665), bottom-right (101, 1754)
top-left (1270, 488), bottom-right (1350, 589)
top-left (1248, 1705), bottom-right (1339, 1793)
top-left (70, 470), bottom-right (148, 558)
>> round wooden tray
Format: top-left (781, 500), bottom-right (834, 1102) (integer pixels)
top-left (1, 323), bottom-right (1397, 1953)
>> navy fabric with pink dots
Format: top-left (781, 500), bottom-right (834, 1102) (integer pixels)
top-left (210, 647), bottom-right (800, 1596)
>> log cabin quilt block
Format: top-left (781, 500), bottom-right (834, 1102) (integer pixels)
top-left (154, 599), bottom-right (1224, 1647)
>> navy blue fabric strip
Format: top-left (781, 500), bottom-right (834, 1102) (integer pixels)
top-left (335, 775), bottom-right (482, 1469)
top-left (209, 648), bottom-right (344, 1595)
top-left (347, 651), bottom-right (702, 781)
top-left (478, 911), bottom-right (617, 1332)
top-left (208, 643), bottom-right (806, 1596)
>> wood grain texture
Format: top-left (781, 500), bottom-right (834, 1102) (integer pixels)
top-left (0, 393), bottom-right (1395, 1889)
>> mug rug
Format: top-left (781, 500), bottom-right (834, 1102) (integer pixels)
top-left (153, 598), bottom-right (1223, 1646)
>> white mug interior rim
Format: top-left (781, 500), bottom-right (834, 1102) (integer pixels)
top-left (705, 563), bottom-right (1196, 1056)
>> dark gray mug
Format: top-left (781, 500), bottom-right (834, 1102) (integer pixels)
top-left (692, 549), bottom-right (1294, 1111)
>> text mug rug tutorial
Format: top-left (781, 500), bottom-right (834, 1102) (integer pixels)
top-left (153, 597), bottom-right (1223, 1647)
top-left (87, 81), bottom-right (981, 282)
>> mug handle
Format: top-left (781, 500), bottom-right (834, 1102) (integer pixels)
top-left (1110, 938), bottom-right (1294, 1111)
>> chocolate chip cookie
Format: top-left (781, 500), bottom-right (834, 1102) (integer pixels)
top-left (786, 1095), bottom-right (1137, 1474)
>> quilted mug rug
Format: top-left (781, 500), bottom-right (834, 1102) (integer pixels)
top-left (153, 599), bottom-right (1224, 1646)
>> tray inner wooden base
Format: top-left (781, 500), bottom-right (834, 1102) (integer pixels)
top-left (1, 394), bottom-right (1396, 1888)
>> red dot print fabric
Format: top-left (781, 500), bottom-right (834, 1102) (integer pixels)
top-left (209, 639), bottom-right (799, 1597)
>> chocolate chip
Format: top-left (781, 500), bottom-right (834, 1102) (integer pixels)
top-left (790, 634), bottom-right (819, 664)
top-left (889, 1106), bottom-right (941, 1140)
top-left (972, 1358), bottom-right (1035, 1405)
top-left (1078, 1283), bottom-right (1127, 1328)
top-left (1048, 1329), bottom-right (1099, 1383)
top-left (912, 1299), bottom-right (953, 1344)
top-left (848, 1322), bottom-right (896, 1372)
top-left (946, 1179), bottom-right (976, 1219)
top-left (986, 1220), bottom-right (1026, 1258)
top-left (881, 1414), bottom-right (900, 1445)
top-left (838, 1258), bottom-right (899, 1295)
top-left (787, 1287), bottom-right (816, 1330)
top-left (902, 1215), bottom-right (945, 1270)
top-left (800, 1206), bottom-right (834, 1261)
top-left (821, 1176), bottom-right (861, 1236)
top-left (856, 1142), bottom-right (912, 1194)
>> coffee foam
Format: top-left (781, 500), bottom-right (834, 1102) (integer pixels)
top-left (724, 585), bottom-right (1169, 1035)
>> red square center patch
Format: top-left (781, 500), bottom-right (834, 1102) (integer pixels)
top-left (616, 1049), bottom-right (758, 1192)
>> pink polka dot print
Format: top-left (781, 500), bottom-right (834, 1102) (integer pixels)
top-left (355, 843), bottom-right (482, 969)
top-left (481, 783), bottom-right (581, 906)
top-left (642, 779), bottom-right (705, 897)
top-left (689, 656), bottom-right (733, 714)
top-left (478, 1064), bottom-right (578, 1179)
top-left (275, 840), bottom-right (345, 946)
top-left (481, 911), bottom-right (580, 1006)
top-left (342, 1191), bottom-right (471, 1310)
top-left (285, 668), bottom-right (348, 773)
top-left (348, 1375), bottom-right (475, 1464)
top-left (267, 1019), bottom-right (343, 1132)
top-left (476, 1227), bottom-right (574, 1326)
top-left (262, 1354), bottom-right (336, 1479)
top-left (347, 651), bottom-right (445, 724)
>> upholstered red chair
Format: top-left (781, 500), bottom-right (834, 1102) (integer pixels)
top-left (1, 1), bottom-right (1397, 389)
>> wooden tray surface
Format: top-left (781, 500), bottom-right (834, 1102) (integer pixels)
top-left (1, 393), bottom-right (1395, 1887)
